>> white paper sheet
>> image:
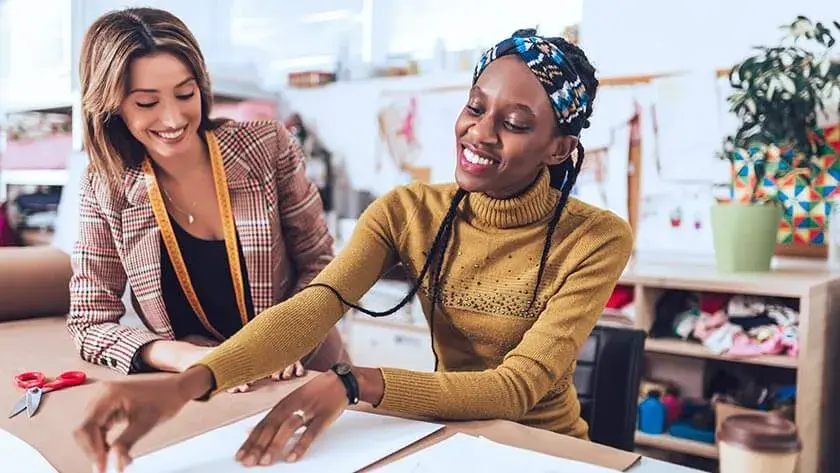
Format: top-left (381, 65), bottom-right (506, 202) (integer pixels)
top-left (115, 410), bottom-right (443, 473)
top-left (650, 71), bottom-right (730, 185)
top-left (377, 433), bottom-right (619, 472)
top-left (0, 428), bottom-right (59, 473)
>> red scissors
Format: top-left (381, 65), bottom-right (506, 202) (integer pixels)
top-left (8, 370), bottom-right (87, 419)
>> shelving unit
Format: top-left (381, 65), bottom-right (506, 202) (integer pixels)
top-left (0, 104), bottom-right (74, 203)
top-left (0, 82), bottom-right (279, 243)
top-left (341, 257), bottom-right (840, 473)
top-left (622, 257), bottom-right (840, 473)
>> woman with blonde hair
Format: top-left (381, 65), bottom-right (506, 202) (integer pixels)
top-left (67, 7), bottom-right (347, 388)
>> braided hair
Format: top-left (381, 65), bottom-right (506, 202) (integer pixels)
top-left (308, 30), bottom-right (599, 367)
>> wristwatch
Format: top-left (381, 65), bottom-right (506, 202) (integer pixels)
top-left (331, 362), bottom-right (360, 405)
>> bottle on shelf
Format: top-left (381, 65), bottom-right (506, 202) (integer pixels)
top-left (638, 390), bottom-right (667, 434)
top-left (661, 387), bottom-right (683, 425)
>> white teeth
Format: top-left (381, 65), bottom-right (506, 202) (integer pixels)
top-left (153, 127), bottom-right (185, 140)
top-left (464, 148), bottom-right (495, 166)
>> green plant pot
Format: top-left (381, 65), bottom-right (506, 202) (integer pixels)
top-left (710, 203), bottom-right (783, 272)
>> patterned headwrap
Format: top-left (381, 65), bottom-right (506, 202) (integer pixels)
top-left (473, 33), bottom-right (591, 137)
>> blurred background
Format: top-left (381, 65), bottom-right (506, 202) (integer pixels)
top-left (1, 0), bottom-right (836, 255)
top-left (0, 2), bottom-right (838, 471)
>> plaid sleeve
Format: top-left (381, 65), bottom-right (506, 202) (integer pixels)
top-left (274, 123), bottom-right (335, 292)
top-left (66, 171), bottom-right (164, 375)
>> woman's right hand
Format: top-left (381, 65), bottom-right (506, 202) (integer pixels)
top-left (74, 367), bottom-right (215, 473)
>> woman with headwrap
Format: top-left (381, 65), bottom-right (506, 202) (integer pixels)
top-left (74, 29), bottom-right (633, 471)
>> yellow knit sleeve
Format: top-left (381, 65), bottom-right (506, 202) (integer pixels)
top-left (376, 210), bottom-right (633, 421)
top-left (194, 186), bottom-right (417, 394)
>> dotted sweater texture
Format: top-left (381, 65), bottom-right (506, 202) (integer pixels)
top-left (198, 170), bottom-right (633, 437)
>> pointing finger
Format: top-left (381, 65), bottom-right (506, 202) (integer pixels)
top-left (109, 414), bottom-right (158, 472)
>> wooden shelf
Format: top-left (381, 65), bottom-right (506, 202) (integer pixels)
top-left (645, 338), bottom-right (798, 369)
top-left (635, 431), bottom-right (718, 459)
top-left (620, 258), bottom-right (837, 298)
top-left (18, 229), bottom-right (54, 247)
top-left (0, 169), bottom-right (68, 187)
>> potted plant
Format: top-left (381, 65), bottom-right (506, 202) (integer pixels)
top-left (714, 16), bottom-right (840, 272)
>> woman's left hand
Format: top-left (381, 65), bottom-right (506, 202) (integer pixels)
top-left (235, 370), bottom-right (348, 466)
top-left (226, 361), bottom-right (306, 393)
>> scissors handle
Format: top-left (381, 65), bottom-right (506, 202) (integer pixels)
top-left (14, 371), bottom-right (87, 392)
top-left (42, 371), bottom-right (87, 391)
top-left (14, 372), bottom-right (46, 390)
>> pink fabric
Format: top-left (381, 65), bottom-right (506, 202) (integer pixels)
top-left (0, 202), bottom-right (18, 247)
top-left (1, 133), bottom-right (72, 170)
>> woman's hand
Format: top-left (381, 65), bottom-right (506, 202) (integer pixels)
top-left (225, 361), bottom-right (306, 393)
top-left (235, 371), bottom-right (348, 466)
top-left (272, 360), bottom-right (306, 381)
top-left (74, 366), bottom-right (215, 473)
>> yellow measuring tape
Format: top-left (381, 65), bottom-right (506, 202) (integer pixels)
top-left (142, 131), bottom-right (249, 340)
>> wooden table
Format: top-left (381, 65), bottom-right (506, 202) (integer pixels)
top-left (0, 317), bottom-right (696, 472)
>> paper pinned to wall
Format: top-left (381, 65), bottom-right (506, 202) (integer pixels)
top-left (0, 428), bottom-right (58, 473)
top-left (113, 410), bottom-right (443, 473)
top-left (572, 85), bottom-right (637, 220)
top-left (650, 71), bottom-right (730, 184)
top-left (372, 88), bottom-right (466, 196)
top-left (378, 432), bottom-right (617, 472)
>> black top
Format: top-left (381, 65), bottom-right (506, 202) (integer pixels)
top-left (160, 215), bottom-right (256, 340)
top-left (129, 216), bottom-right (256, 374)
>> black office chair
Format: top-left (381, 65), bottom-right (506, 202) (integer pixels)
top-left (573, 323), bottom-right (647, 452)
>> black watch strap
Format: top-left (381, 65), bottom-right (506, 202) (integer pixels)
top-left (331, 363), bottom-right (359, 405)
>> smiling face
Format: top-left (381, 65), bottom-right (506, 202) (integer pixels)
top-left (454, 55), bottom-right (577, 198)
top-left (119, 51), bottom-right (203, 162)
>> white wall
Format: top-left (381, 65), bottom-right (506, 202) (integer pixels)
top-left (280, 72), bottom-right (474, 196)
top-left (0, 0), bottom-right (72, 111)
top-left (580, 0), bottom-right (840, 77)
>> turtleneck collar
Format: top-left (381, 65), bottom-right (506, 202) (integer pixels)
top-left (466, 169), bottom-right (559, 229)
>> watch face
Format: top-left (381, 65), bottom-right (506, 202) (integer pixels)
top-left (334, 363), bottom-right (351, 375)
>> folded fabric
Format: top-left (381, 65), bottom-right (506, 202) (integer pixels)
top-left (702, 323), bottom-right (744, 355)
top-left (727, 295), bottom-right (766, 318)
top-left (729, 314), bottom-right (778, 331)
top-left (728, 330), bottom-right (785, 357)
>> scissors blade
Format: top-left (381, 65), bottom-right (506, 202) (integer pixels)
top-left (26, 388), bottom-right (42, 418)
top-left (8, 395), bottom-right (27, 419)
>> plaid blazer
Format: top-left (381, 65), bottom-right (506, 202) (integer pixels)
top-left (67, 121), bottom-right (334, 374)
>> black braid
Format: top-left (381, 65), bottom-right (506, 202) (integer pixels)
top-left (305, 190), bottom-right (467, 320)
top-left (305, 32), bottom-right (599, 370)
top-left (522, 147), bottom-right (586, 315)
top-left (306, 190), bottom-right (467, 371)
top-left (519, 34), bottom-right (600, 316)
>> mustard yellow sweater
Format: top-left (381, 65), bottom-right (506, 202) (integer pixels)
top-left (197, 170), bottom-right (633, 437)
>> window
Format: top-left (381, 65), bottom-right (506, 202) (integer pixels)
top-left (382, 0), bottom-right (583, 60)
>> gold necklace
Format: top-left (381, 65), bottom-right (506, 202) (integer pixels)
top-left (161, 187), bottom-right (197, 224)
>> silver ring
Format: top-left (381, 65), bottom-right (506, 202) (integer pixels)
top-left (292, 409), bottom-right (307, 424)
